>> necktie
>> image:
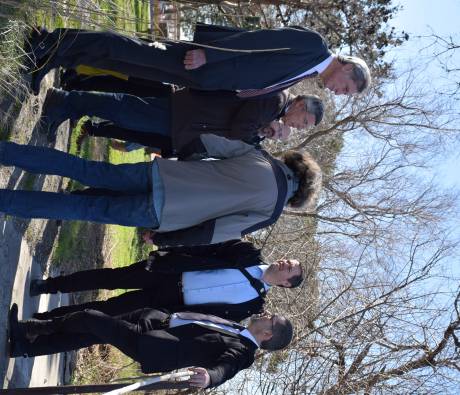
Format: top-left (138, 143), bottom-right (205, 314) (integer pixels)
top-left (173, 311), bottom-right (246, 331)
top-left (239, 268), bottom-right (267, 298)
top-left (237, 72), bottom-right (318, 98)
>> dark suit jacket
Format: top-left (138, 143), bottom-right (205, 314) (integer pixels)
top-left (170, 88), bottom-right (289, 151)
top-left (138, 317), bottom-right (258, 387)
top-left (191, 23), bottom-right (331, 90)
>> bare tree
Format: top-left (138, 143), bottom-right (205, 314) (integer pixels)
top-left (421, 31), bottom-right (460, 98)
top-left (214, 63), bottom-right (460, 394)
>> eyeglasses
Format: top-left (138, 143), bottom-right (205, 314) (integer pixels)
top-left (270, 314), bottom-right (276, 333)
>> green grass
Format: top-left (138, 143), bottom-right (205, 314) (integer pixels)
top-left (105, 144), bottom-right (151, 268)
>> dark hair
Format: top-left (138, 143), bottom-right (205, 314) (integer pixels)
top-left (287, 265), bottom-right (304, 288)
top-left (296, 95), bottom-right (324, 126)
top-left (260, 316), bottom-right (294, 351)
top-left (337, 55), bottom-right (371, 93)
top-left (283, 151), bottom-right (322, 209)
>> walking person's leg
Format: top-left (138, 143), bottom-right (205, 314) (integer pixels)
top-left (0, 189), bottom-right (158, 227)
top-left (33, 290), bottom-right (156, 319)
top-left (16, 308), bottom-right (173, 361)
top-left (42, 89), bottom-right (171, 138)
top-left (62, 73), bottom-right (174, 97)
top-left (0, 141), bottom-right (152, 192)
top-left (32, 260), bottom-right (155, 294)
top-left (32, 29), bottom-right (196, 93)
top-left (78, 120), bottom-right (173, 155)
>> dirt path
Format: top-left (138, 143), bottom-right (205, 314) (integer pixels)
top-left (0, 72), bottom-right (73, 390)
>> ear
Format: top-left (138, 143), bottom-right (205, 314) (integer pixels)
top-left (343, 63), bottom-right (354, 73)
top-left (282, 279), bottom-right (291, 288)
top-left (263, 330), bottom-right (274, 342)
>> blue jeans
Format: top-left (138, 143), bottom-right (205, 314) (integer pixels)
top-left (58, 90), bottom-right (171, 134)
top-left (0, 142), bottom-right (158, 227)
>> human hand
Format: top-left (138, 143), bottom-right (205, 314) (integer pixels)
top-left (188, 367), bottom-right (211, 388)
top-left (260, 121), bottom-right (291, 140)
top-left (184, 49), bottom-right (206, 70)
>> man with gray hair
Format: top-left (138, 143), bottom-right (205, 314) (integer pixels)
top-left (40, 86), bottom-right (324, 151)
top-left (28, 24), bottom-right (371, 98)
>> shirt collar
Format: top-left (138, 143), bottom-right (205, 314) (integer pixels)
top-left (316, 55), bottom-right (334, 74)
top-left (240, 328), bottom-right (260, 347)
top-left (257, 264), bottom-right (271, 290)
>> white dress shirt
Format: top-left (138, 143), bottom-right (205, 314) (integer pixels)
top-left (182, 264), bottom-right (270, 305)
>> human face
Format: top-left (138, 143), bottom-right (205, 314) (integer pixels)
top-left (260, 121), bottom-right (292, 140)
top-left (265, 259), bottom-right (301, 287)
top-left (282, 99), bottom-right (316, 129)
top-left (250, 311), bottom-right (275, 331)
top-left (323, 63), bottom-right (359, 95)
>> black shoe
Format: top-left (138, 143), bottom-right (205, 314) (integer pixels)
top-left (8, 304), bottom-right (29, 358)
top-left (30, 279), bottom-right (49, 296)
top-left (21, 318), bottom-right (55, 342)
top-left (40, 87), bottom-right (68, 142)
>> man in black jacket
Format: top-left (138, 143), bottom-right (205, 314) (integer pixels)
top-left (9, 304), bottom-right (293, 388)
top-left (30, 240), bottom-right (302, 322)
top-left (28, 24), bottom-right (370, 97)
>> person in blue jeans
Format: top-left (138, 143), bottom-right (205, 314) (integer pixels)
top-left (0, 134), bottom-right (322, 247)
top-left (0, 141), bottom-right (159, 228)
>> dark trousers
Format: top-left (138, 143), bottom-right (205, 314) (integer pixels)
top-left (61, 72), bottom-right (175, 97)
top-left (86, 121), bottom-right (174, 157)
top-left (46, 29), bottom-right (198, 88)
top-left (34, 265), bottom-right (182, 319)
top-left (24, 308), bottom-right (170, 359)
top-left (57, 90), bottom-right (171, 135)
top-left (24, 309), bottom-right (225, 376)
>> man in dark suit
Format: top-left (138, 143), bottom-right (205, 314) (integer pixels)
top-left (9, 304), bottom-right (293, 388)
top-left (41, 85), bottom-right (324, 148)
top-left (28, 24), bottom-right (370, 97)
top-left (29, 240), bottom-right (303, 322)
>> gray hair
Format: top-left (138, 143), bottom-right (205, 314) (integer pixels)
top-left (337, 55), bottom-right (372, 93)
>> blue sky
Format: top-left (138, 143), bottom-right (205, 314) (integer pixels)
top-left (391, 0), bottom-right (460, 189)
